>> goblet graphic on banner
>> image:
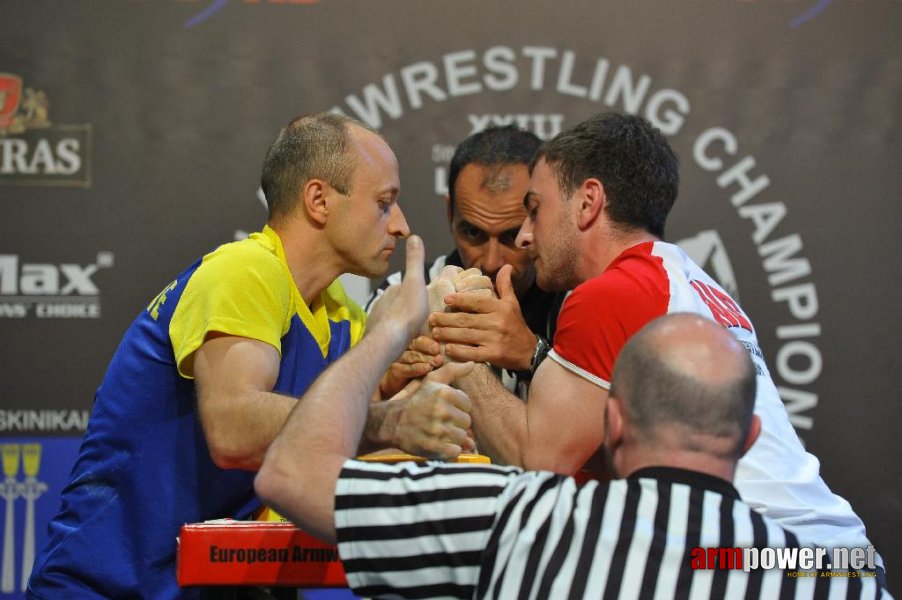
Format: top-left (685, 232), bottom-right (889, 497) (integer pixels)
top-left (1, 444), bottom-right (22, 594)
top-left (20, 444), bottom-right (47, 591)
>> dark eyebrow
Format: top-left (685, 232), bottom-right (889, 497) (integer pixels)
top-left (457, 219), bottom-right (484, 232)
top-left (502, 226), bottom-right (522, 238)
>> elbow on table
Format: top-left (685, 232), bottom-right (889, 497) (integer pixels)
top-left (207, 438), bottom-right (265, 471)
top-left (253, 449), bottom-right (300, 514)
top-left (253, 460), bottom-right (282, 509)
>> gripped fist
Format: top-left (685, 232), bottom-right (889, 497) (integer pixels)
top-left (431, 263), bottom-right (537, 371)
top-left (425, 266), bottom-right (460, 317)
top-left (379, 261), bottom-right (495, 397)
top-left (424, 266), bottom-right (496, 363)
top-left (388, 361), bottom-right (476, 460)
top-left (452, 268), bottom-right (494, 296)
top-left (426, 266), bottom-right (495, 318)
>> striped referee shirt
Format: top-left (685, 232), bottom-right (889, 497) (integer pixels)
top-left (334, 461), bottom-right (890, 599)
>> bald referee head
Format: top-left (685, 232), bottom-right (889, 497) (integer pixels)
top-left (603, 312), bottom-right (762, 482)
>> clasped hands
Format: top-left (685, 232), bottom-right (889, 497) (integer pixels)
top-left (379, 263), bottom-right (537, 399)
top-left (371, 249), bottom-right (539, 460)
top-left (367, 244), bottom-right (485, 460)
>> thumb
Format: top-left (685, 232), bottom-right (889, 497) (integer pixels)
top-left (496, 264), bottom-right (517, 302)
top-left (402, 235), bottom-right (426, 289)
top-left (425, 361), bottom-right (475, 385)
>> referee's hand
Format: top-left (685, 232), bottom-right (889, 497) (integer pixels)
top-left (392, 361), bottom-right (476, 460)
top-left (397, 235), bottom-right (429, 338)
top-left (370, 235), bottom-right (429, 344)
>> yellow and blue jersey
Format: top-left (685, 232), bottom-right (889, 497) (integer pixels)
top-left (28, 226), bottom-right (365, 599)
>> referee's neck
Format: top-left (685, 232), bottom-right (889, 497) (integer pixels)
top-left (627, 466), bottom-right (741, 500)
top-left (617, 446), bottom-right (738, 486)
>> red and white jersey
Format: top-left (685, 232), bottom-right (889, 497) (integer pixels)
top-left (550, 241), bottom-right (878, 559)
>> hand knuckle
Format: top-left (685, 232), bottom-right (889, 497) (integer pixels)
top-left (429, 422), bottom-right (444, 437)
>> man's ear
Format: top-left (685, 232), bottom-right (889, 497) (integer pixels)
top-left (740, 415), bottom-right (762, 457)
top-left (576, 178), bottom-right (606, 230)
top-left (605, 394), bottom-right (625, 452)
top-left (303, 179), bottom-right (330, 226)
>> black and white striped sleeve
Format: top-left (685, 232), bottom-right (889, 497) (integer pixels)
top-left (334, 459), bottom-right (521, 599)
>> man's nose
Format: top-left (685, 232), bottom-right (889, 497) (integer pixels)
top-left (388, 203), bottom-right (410, 238)
top-left (482, 238), bottom-right (505, 275)
top-left (516, 219), bottom-right (533, 249)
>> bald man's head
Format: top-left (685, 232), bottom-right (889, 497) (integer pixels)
top-left (609, 313), bottom-right (757, 459)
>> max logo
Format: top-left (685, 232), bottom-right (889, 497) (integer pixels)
top-left (184, 0), bottom-right (323, 29)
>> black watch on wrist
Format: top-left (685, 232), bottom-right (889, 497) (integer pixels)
top-left (515, 336), bottom-right (551, 381)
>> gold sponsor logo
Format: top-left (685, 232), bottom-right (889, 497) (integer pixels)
top-left (0, 73), bottom-right (92, 188)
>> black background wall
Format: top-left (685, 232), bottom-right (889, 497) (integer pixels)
top-left (1, 1), bottom-right (900, 595)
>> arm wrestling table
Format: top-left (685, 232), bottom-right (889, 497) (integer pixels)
top-left (176, 453), bottom-right (490, 594)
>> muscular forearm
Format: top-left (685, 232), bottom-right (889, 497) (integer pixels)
top-left (359, 398), bottom-right (401, 454)
top-left (255, 322), bottom-right (410, 541)
top-left (203, 391), bottom-right (298, 471)
top-left (456, 363), bottom-right (529, 466)
top-left (291, 324), bottom-right (409, 458)
top-left (194, 334), bottom-right (302, 472)
top-left (256, 234), bottom-right (432, 541)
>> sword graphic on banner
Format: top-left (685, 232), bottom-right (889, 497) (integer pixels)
top-left (1, 444), bottom-right (22, 594)
top-left (20, 444), bottom-right (46, 591)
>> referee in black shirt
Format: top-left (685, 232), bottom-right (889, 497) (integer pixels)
top-left (255, 235), bottom-right (891, 599)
